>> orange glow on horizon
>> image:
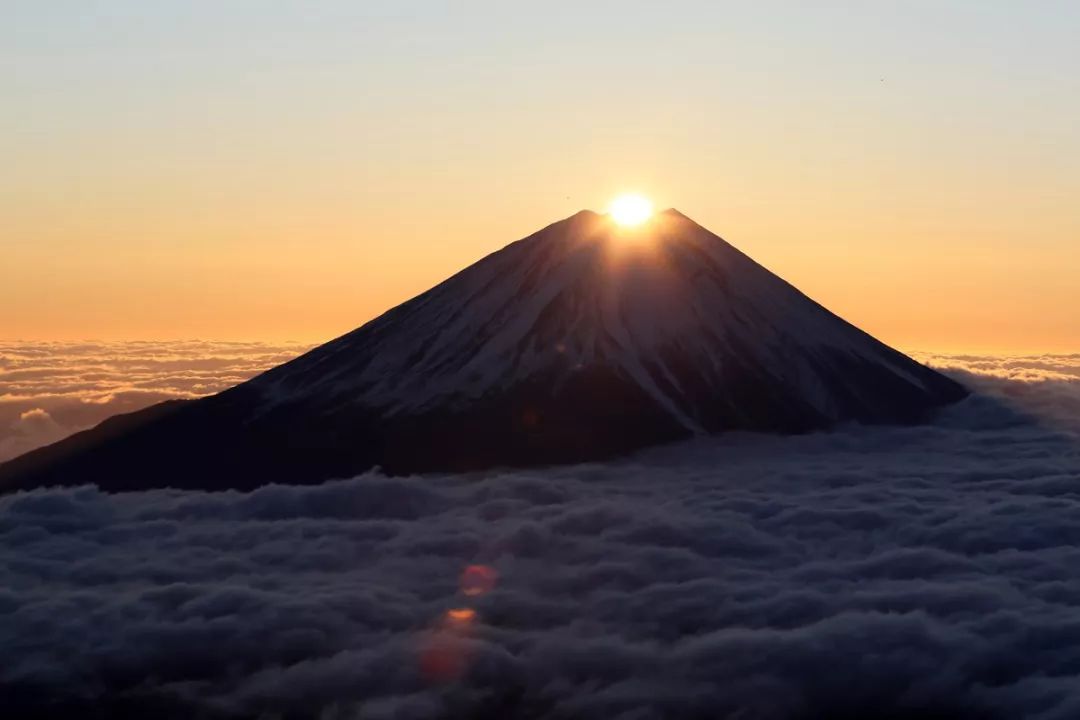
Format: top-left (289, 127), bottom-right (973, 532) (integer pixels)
top-left (2, 189), bottom-right (1077, 354)
top-left (5, 190), bottom-right (1073, 354)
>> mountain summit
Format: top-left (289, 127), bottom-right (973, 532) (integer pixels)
top-left (0, 209), bottom-right (967, 492)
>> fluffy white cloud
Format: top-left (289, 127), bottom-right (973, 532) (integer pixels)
top-left (0, 408), bottom-right (67, 460)
top-left (1, 354), bottom-right (1080, 718)
top-left (0, 341), bottom-right (309, 461)
top-left (914, 352), bottom-right (1080, 434)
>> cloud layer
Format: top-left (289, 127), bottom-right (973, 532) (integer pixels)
top-left (1, 352), bottom-right (1080, 718)
top-left (0, 341), bottom-right (308, 461)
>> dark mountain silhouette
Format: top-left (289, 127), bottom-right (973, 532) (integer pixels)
top-left (0, 209), bottom-right (967, 492)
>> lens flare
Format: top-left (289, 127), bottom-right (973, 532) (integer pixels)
top-left (460, 564), bottom-right (497, 597)
top-left (445, 607), bottom-right (476, 624)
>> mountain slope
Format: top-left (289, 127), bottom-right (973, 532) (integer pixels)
top-left (0, 209), bottom-right (967, 492)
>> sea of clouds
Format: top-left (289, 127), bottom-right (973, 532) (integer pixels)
top-left (2, 349), bottom-right (1080, 719)
top-left (0, 341), bottom-right (309, 462)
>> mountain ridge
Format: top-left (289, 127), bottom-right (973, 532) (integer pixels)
top-left (0, 208), bottom-right (967, 493)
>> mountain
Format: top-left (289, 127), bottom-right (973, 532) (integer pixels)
top-left (0, 209), bottom-right (967, 493)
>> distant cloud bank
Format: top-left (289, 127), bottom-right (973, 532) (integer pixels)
top-left (1, 350), bottom-right (1079, 717)
top-left (0, 341), bottom-right (309, 462)
top-left (914, 351), bottom-right (1080, 434)
top-left (3, 342), bottom-right (1077, 464)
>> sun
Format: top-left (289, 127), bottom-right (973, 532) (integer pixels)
top-left (608, 194), bottom-right (654, 227)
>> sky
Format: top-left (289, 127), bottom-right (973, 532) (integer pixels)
top-left (3, 1), bottom-right (1078, 353)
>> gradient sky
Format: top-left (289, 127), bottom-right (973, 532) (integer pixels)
top-left (3, 1), bottom-right (1078, 352)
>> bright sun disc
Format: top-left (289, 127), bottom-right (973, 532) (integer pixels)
top-left (608, 194), bottom-right (653, 227)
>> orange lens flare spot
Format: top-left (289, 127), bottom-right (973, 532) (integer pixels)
top-left (460, 564), bottom-right (497, 597)
top-left (445, 607), bottom-right (476, 623)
